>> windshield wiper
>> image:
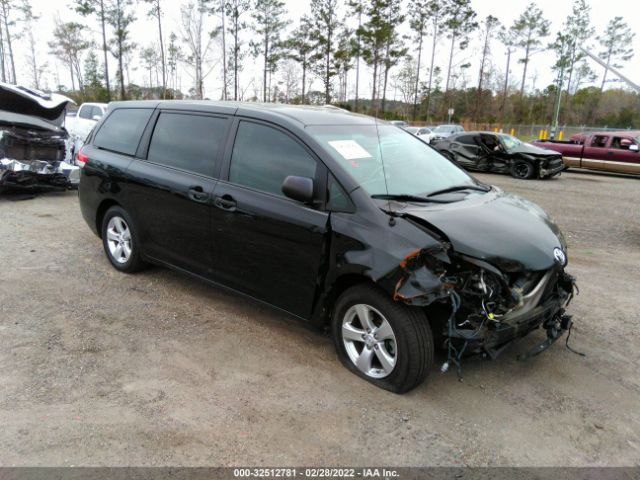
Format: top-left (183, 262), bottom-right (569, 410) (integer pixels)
top-left (426, 183), bottom-right (490, 197)
top-left (371, 194), bottom-right (451, 203)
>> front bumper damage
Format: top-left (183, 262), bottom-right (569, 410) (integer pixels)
top-left (539, 156), bottom-right (565, 178)
top-left (0, 158), bottom-right (79, 194)
top-left (386, 246), bottom-right (577, 375)
top-left (0, 82), bottom-right (77, 196)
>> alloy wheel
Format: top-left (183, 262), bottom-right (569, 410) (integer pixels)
top-left (106, 216), bottom-right (132, 264)
top-left (341, 304), bottom-right (398, 379)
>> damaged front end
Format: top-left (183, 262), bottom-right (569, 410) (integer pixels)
top-left (387, 245), bottom-right (577, 374)
top-left (0, 82), bottom-right (78, 194)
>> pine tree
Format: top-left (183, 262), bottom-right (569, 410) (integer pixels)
top-left (443, 0), bottom-right (477, 94)
top-left (309, 0), bottom-right (341, 104)
top-left (105, 0), bottom-right (136, 99)
top-left (251, 0), bottom-right (289, 102)
top-left (75, 0), bottom-right (111, 100)
top-left (511, 2), bottom-right (550, 96)
top-left (225, 0), bottom-right (250, 100)
top-left (285, 15), bottom-right (314, 104)
top-left (597, 16), bottom-right (635, 93)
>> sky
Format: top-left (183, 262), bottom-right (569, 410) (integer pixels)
top-left (6, 0), bottom-right (640, 100)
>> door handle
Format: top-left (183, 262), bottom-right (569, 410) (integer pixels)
top-left (214, 195), bottom-right (237, 212)
top-left (188, 185), bottom-right (209, 202)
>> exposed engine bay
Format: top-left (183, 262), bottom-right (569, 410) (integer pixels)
top-left (0, 82), bottom-right (79, 195)
top-left (387, 241), bottom-right (577, 377)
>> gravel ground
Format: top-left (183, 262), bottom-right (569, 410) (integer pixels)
top-left (0, 169), bottom-right (639, 467)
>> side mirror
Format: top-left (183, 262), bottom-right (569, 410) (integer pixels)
top-left (282, 176), bottom-right (314, 203)
top-left (629, 144), bottom-right (639, 152)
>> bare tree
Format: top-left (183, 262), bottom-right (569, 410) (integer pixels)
top-left (408, 0), bottom-right (431, 120)
top-left (0, 0), bottom-right (18, 84)
top-left (278, 59), bottom-right (299, 102)
top-left (20, 0), bottom-right (45, 89)
top-left (346, 0), bottom-right (366, 111)
top-left (392, 57), bottom-right (417, 117)
top-left (180, 0), bottom-right (218, 99)
top-left (166, 31), bottom-right (183, 94)
top-left (474, 15), bottom-right (499, 121)
top-left (424, 0), bottom-right (444, 121)
top-left (498, 25), bottom-right (517, 122)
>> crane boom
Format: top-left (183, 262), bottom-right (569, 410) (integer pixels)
top-left (579, 47), bottom-right (640, 93)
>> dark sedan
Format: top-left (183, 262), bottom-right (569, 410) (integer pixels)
top-left (433, 132), bottom-right (565, 179)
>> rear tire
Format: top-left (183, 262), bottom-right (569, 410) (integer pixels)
top-left (511, 159), bottom-right (535, 179)
top-left (101, 206), bottom-right (146, 273)
top-left (332, 284), bottom-right (434, 393)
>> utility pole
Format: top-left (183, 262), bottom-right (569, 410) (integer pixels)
top-left (550, 63), bottom-right (564, 139)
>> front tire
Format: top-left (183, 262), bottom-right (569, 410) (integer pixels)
top-left (101, 206), bottom-right (146, 273)
top-left (332, 284), bottom-right (434, 393)
top-left (511, 159), bottom-right (535, 179)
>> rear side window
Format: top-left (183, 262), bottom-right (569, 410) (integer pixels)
top-left (94, 108), bottom-right (153, 156)
top-left (147, 112), bottom-right (227, 177)
top-left (590, 135), bottom-right (608, 148)
top-left (78, 105), bottom-right (93, 119)
top-left (229, 122), bottom-right (317, 197)
top-left (91, 106), bottom-right (104, 119)
top-left (455, 135), bottom-right (477, 144)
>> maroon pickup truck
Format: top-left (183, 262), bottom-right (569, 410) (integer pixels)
top-left (531, 131), bottom-right (640, 175)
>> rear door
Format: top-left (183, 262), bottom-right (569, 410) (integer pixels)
top-left (447, 134), bottom-right (483, 169)
top-left (581, 135), bottom-right (608, 170)
top-left (210, 119), bottom-right (329, 318)
top-left (126, 110), bottom-right (230, 276)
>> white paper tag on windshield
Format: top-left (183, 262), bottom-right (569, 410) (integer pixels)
top-left (328, 140), bottom-right (372, 160)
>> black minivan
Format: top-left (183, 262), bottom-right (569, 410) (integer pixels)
top-left (78, 102), bottom-right (576, 393)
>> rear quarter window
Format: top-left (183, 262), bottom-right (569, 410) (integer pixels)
top-left (146, 112), bottom-right (228, 176)
top-left (455, 135), bottom-right (477, 144)
top-left (94, 108), bottom-right (153, 156)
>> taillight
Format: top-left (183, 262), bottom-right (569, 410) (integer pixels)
top-left (76, 149), bottom-right (89, 167)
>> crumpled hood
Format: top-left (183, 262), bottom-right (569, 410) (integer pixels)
top-left (510, 142), bottom-right (562, 157)
top-left (401, 189), bottom-right (565, 272)
top-left (0, 81), bottom-right (74, 130)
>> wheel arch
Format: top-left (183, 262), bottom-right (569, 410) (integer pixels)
top-left (95, 199), bottom-right (121, 238)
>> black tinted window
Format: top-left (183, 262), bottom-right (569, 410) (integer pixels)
top-left (456, 135), bottom-right (477, 144)
top-left (147, 113), bottom-right (227, 176)
top-left (94, 108), bottom-right (153, 156)
top-left (229, 122), bottom-right (317, 196)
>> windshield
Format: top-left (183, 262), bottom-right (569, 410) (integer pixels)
top-left (307, 125), bottom-right (476, 197)
top-left (498, 134), bottom-right (522, 151)
top-left (434, 125), bottom-right (454, 133)
top-left (405, 127), bottom-right (419, 134)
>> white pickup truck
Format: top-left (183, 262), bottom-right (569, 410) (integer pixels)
top-left (65, 102), bottom-right (108, 160)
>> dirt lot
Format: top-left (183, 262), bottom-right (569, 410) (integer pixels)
top-left (0, 170), bottom-right (639, 467)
